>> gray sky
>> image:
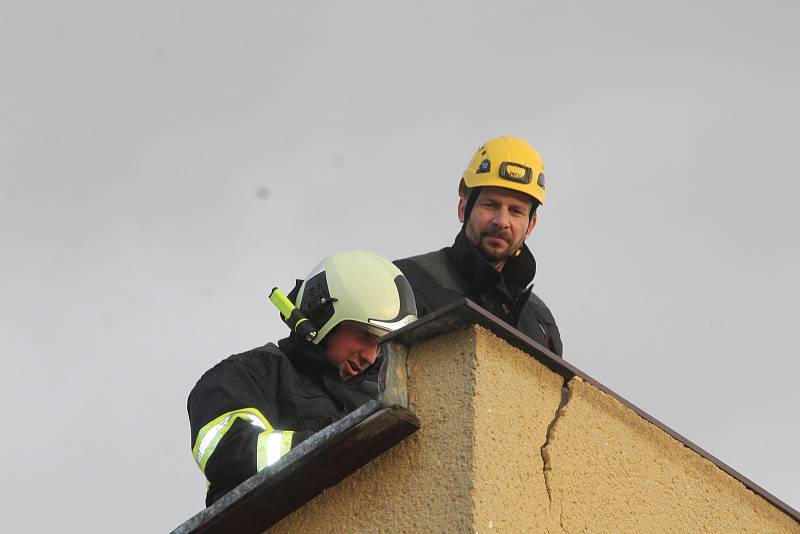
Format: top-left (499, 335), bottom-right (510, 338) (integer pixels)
top-left (2, 1), bottom-right (798, 531)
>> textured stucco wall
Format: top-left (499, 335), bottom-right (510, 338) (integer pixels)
top-left (268, 325), bottom-right (799, 533)
top-left (544, 377), bottom-right (800, 533)
top-left (471, 325), bottom-right (564, 533)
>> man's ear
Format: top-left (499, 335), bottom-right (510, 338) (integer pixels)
top-left (457, 196), bottom-right (467, 224)
top-left (525, 213), bottom-right (537, 237)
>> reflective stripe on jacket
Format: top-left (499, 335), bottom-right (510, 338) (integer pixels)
top-left (187, 338), bottom-right (380, 505)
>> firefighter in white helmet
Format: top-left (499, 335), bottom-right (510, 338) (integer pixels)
top-left (395, 136), bottom-right (562, 355)
top-left (188, 250), bottom-right (417, 505)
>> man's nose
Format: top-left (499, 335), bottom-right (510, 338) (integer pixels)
top-left (492, 207), bottom-right (511, 227)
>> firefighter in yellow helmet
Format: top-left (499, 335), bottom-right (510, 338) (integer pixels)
top-left (395, 136), bottom-right (562, 355)
top-left (188, 250), bottom-right (416, 506)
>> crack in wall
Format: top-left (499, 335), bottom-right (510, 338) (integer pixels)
top-left (540, 379), bottom-right (575, 532)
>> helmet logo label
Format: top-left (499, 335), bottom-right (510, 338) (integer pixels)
top-left (498, 162), bottom-right (532, 184)
top-left (477, 159), bottom-right (491, 173)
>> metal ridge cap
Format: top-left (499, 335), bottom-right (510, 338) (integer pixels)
top-left (381, 298), bottom-right (578, 380)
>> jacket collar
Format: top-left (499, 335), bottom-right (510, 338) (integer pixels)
top-left (277, 335), bottom-right (377, 385)
top-left (278, 335), bottom-right (334, 375)
top-left (447, 227), bottom-right (537, 297)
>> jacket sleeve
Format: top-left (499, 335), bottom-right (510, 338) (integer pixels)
top-left (187, 353), bottom-right (308, 505)
top-left (393, 256), bottom-right (450, 317)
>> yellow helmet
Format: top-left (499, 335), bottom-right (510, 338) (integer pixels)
top-left (462, 136), bottom-right (546, 205)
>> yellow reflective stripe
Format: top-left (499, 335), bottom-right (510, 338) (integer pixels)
top-left (256, 430), bottom-right (294, 471)
top-left (192, 408), bottom-right (273, 473)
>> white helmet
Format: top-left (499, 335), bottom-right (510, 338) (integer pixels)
top-left (295, 250), bottom-right (417, 344)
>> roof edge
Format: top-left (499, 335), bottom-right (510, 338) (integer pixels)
top-left (381, 298), bottom-right (800, 524)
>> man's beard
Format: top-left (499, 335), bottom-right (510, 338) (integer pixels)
top-left (476, 230), bottom-right (518, 264)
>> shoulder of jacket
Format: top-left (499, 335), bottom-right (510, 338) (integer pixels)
top-left (225, 343), bottom-right (287, 367)
top-left (526, 290), bottom-right (547, 307)
top-left (396, 247), bottom-right (449, 266)
top-left (525, 291), bottom-right (557, 321)
top-left (395, 249), bottom-right (455, 279)
top-left (194, 343), bottom-right (285, 384)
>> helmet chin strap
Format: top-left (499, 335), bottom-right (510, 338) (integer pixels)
top-left (462, 188), bottom-right (481, 224)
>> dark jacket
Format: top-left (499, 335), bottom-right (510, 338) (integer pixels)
top-left (187, 337), bottom-right (381, 506)
top-left (395, 228), bottom-right (563, 356)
